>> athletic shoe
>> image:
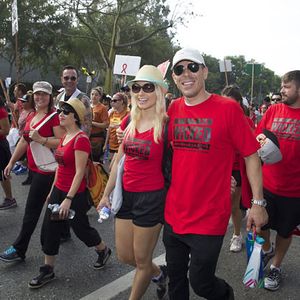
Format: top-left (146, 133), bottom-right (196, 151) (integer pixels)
top-left (93, 246), bottom-right (112, 270)
top-left (264, 266), bottom-right (282, 291)
top-left (0, 246), bottom-right (23, 262)
top-left (11, 164), bottom-right (22, 173)
top-left (230, 234), bottom-right (243, 252)
top-left (0, 198), bottom-right (17, 210)
top-left (15, 165), bottom-right (28, 175)
top-left (262, 245), bottom-right (275, 269)
top-left (152, 265), bottom-right (168, 299)
top-left (28, 265), bottom-right (55, 289)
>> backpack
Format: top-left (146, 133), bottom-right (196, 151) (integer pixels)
top-left (86, 160), bottom-right (109, 207)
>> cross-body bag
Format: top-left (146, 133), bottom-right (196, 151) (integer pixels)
top-left (30, 112), bottom-right (58, 172)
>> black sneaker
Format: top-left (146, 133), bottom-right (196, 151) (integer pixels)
top-left (0, 198), bottom-right (17, 210)
top-left (0, 246), bottom-right (23, 262)
top-left (94, 246), bottom-right (112, 270)
top-left (264, 267), bottom-right (282, 291)
top-left (152, 265), bottom-right (168, 299)
top-left (28, 265), bottom-right (55, 289)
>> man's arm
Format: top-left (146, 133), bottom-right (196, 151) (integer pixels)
top-left (244, 152), bottom-right (268, 232)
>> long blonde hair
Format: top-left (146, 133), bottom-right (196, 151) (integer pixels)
top-left (126, 83), bottom-right (167, 143)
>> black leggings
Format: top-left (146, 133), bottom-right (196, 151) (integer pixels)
top-left (41, 187), bottom-right (101, 256)
top-left (13, 171), bottom-right (54, 258)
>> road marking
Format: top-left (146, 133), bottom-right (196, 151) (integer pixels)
top-left (80, 253), bottom-right (166, 300)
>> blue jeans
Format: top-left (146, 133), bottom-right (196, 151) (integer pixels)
top-left (163, 223), bottom-right (232, 300)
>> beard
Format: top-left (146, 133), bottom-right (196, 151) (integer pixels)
top-left (282, 93), bottom-right (298, 106)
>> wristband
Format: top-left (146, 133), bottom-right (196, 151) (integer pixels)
top-left (66, 196), bottom-right (73, 201)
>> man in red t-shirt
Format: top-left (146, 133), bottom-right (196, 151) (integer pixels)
top-left (256, 70), bottom-right (300, 292)
top-left (163, 48), bottom-right (268, 300)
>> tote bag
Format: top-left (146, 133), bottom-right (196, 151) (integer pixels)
top-left (30, 112), bottom-right (58, 172)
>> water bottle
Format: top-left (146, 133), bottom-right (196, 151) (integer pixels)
top-left (98, 207), bottom-right (111, 223)
top-left (48, 203), bottom-right (75, 220)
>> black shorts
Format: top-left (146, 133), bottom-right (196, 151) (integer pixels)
top-left (116, 188), bottom-right (166, 227)
top-left (232, 170), bottom-right (241, 187)
top-left (262, 188), bottom-right (300, 238)
top-left (0, 139), bottom-right (11, 181)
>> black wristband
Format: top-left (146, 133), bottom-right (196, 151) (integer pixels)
top-left (66, 196), bottom-right (73, 201)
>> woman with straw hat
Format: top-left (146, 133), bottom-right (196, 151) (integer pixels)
top-left (28, 98), bottom-right (111, 289)
top-left (98, 65), bottom-right (169, 300)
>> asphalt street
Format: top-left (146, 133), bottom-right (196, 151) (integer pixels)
top-left (0, 172), bottom-right (299, 300)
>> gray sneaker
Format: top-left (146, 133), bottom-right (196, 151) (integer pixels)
top-left (28, 265), bottom-right (55, 289)
top-left (262, 245), bottom-right (275, 269)
top-left (264, 267), bottom-right (282, 291)
top-left (0, 198), bottom-right (17, 210)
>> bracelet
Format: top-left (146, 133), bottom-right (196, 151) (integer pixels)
top-left (66, 196), bottom-right (73, 201)
top-left (42, 137), bottom-right (48, 146)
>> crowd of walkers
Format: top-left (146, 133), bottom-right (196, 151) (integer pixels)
top-left (0, 48), bottom-right (299, 300)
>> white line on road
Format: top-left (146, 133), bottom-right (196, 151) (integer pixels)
top-left (80, 254), bottom-right (166, 300)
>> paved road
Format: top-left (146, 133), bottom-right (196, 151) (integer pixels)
top-left (1, 173), bottom-right (299, 300)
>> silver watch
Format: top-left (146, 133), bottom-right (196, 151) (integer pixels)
top-left (251, 199), bottom-right (267, 207)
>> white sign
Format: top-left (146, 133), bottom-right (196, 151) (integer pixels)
top-left (113, 55), bottom-right (141, 76)
top-left (219, 59), bottom-right (232, 72)
top-left (12, 0), bottom-right (18, 36)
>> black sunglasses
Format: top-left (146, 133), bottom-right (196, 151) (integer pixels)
top-left (57, 108), bottom-right (73, 116)
top-left (131, 83), bottom-right (155, 94)
top-left (63, 76), bottom-right (77, 81)
top-left (111, 99), bottom-right (122, 103)
top-left (173, 63), bottom-right (201, 76)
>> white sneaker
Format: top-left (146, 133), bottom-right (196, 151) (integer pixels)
top-left (230, 234), bottom-right (243, 252)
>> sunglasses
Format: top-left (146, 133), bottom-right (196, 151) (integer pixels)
top-left (63, 76), bottom-right (77, 81)
top-left (173, 63), bottom-right (201, 76)
top-left (131, 83), bottom-right (155, 94)
top-left (57, 108), bottom-right (73, 116)
top-left (111, 99), bottom-right (122, 103)
top-left (272, 98), bottom-right (281, 101)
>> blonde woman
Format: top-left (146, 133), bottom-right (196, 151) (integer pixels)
top-left (99, 65), bottom-right (168, 300)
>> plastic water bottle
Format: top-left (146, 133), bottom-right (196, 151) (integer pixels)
top-left (98, 207), bottom-right (111, 223)
top-left (103, 144), bottom-right (109, 164)
top-left (48, 204), bottom-right (75, 219)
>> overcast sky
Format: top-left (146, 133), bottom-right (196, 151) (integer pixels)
top-left (168, 0), bottom-right (300, 76)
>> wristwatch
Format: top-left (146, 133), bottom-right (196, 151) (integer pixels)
top-left (251, 199), bottom-right (267, 207)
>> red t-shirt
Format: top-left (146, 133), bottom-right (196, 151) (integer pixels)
top-left (55, 132), bottom-right (91, 193)
top-left (165, 95), bottom-right (259, 235)
top-left (23, 110), bottom-right (60, 174)
top-left (256, 103), bottom-right (300, 197)
top-left (0, 107), bottom-right (8, 140)
top-left (120, 117), bottom-right (164, 192)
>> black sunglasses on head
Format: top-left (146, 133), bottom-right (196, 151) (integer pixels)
top-left (131, 83), bottom-right (155, 94)
top-left (63, 76), bottom-right (77, 81)
top-left (173, 62), bottom-right (201, 76)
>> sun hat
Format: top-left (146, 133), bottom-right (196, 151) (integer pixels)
top-left (127, 65), bottom-right (168, 93)
top-left (257, 129), bottom-right (282, 164)
top-left (59, 98), bottom-right (85, 124)
top-left (172, 48), bottom-right (206, 68)
top-left (32, 81), bottom-right (53, 95)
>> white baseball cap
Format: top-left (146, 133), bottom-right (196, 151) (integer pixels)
top-left (258, 129), bottom-right (282, 164)
top-left (172, 48), bottom-right (206, 68)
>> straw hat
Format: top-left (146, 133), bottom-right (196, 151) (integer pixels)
top-left (59, 98), bottom-right (85, 124)
top-left (127, 65), bottom-right (168, 93)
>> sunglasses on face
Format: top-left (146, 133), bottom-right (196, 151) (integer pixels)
top-left (63, 76), bottom-right (77, 81)
top-left (111, 99), bottom-right (122, 103)
top-left (57, 108), bottom-right (73, 116)
top-left (131, 83), bottom-right (155, 94)
top-left (173, 62), bottom-right (201, 76)
top-left (272, 98), bottom-right (281, 101)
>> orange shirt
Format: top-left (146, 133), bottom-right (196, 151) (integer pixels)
top-left (90, 103), bottom-right (108, 138)
top-left (108, 108), bottom-right (129, 151)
